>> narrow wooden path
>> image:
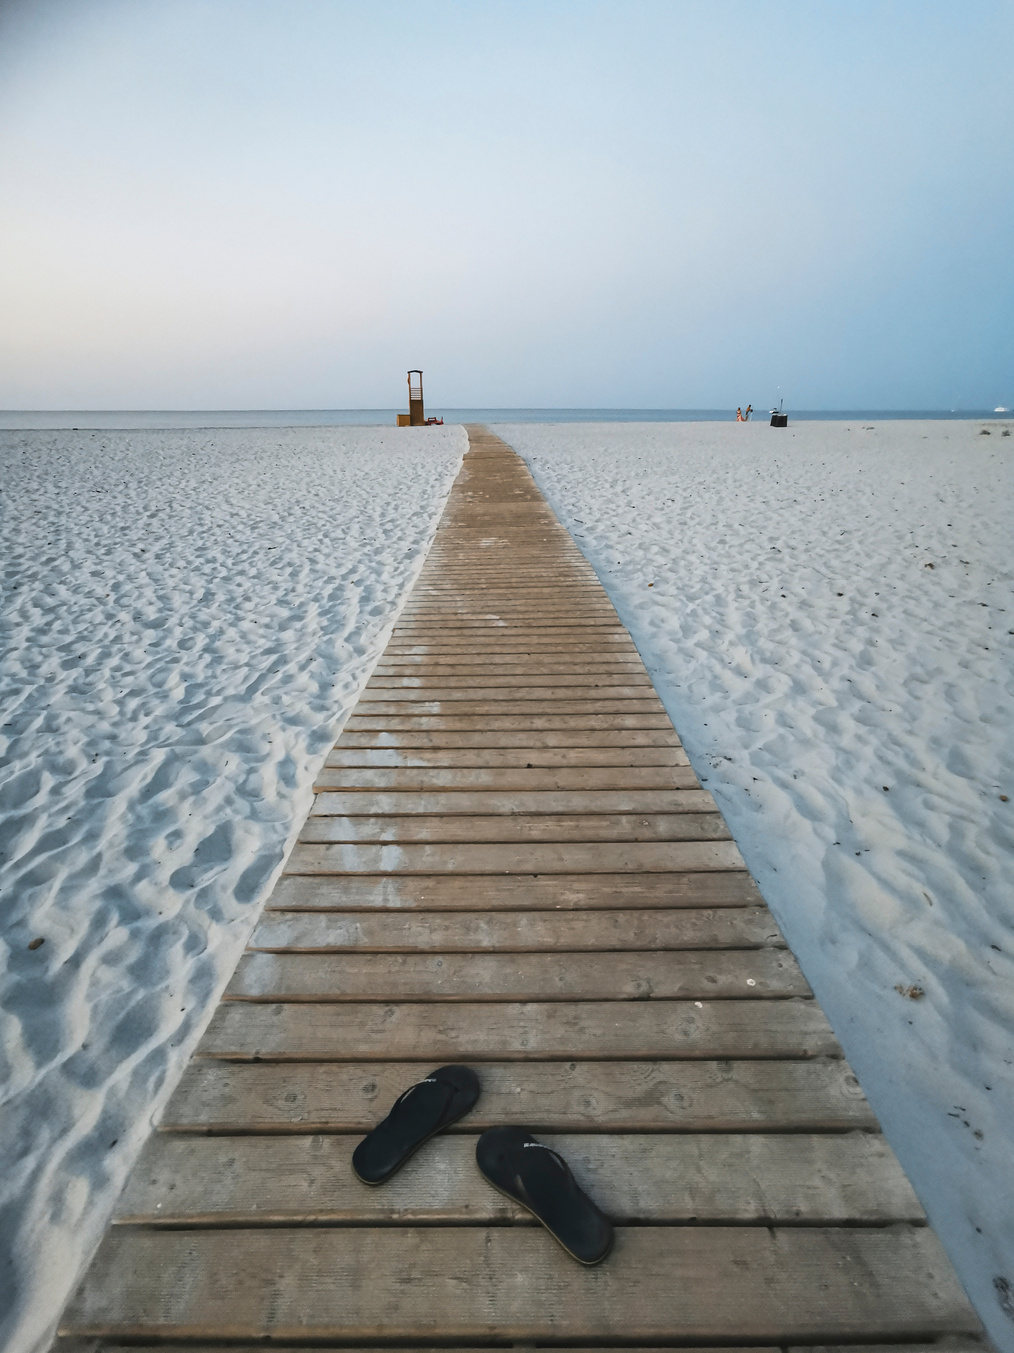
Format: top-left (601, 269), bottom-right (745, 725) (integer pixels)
top-left (60, 427), bottom-right (982, 1350)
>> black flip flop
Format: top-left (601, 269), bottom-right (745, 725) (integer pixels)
top-left (475, 1126), bottom-right (614, 1265)
top-left (352, 1065), bottom-right (480, 1184)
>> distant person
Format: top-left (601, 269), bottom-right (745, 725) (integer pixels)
top-left (744, 404), bottom-right (753, 420)
top-left (736, 407), bottom-right (744, 421)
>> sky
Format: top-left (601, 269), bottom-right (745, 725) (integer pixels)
top-left (0, 0), bottom-right (1011, 411)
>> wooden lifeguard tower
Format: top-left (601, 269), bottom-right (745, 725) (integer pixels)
top-left (397, 370), bottom-right (426, 426)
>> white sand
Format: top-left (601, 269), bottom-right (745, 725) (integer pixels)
top-left (497, 418), bottom-right (1014, 1350)
top-left (0, 424), bottom-right (466, 1353)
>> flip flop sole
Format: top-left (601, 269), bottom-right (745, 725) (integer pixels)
top-left (475, 1127), bottom-right (614, 1266)
top-left (480, 1169), bottom-right (615, 1266)
top-left (353, 1065), bottom-right (480, 1185)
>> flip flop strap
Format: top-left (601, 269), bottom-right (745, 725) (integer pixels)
top-left (391, 1076), bottom-right (449, 1113)
top-left (521, 1141), bottom-right (568, 1170)
top-left (513, 1140), bottom-right (570, 1207)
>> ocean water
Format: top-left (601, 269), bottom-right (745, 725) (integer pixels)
top-left (0, 408), bottom-right (1008, 430)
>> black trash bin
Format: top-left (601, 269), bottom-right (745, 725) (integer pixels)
top-left (770, 412), bottom-right (788, 427)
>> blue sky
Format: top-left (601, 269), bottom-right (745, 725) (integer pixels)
top-left (0, 0), bottom-right (1011, 410)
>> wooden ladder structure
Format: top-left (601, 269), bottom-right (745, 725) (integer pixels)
top-left (59, 426), bottom-right (983, 1350)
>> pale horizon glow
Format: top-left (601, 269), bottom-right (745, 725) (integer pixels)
top-left (0, 0), bottom-right (1011, 410)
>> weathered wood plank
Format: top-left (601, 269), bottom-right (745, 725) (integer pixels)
top-left (366, 673), bottom-right (656, 688)
top-left (396, 596), bottom-right (615, 604)
top-left (386, 627), bottom-right (636, 639)
top-left (248, 905), bottom-right (784, 951)
top-left (398, 595), bottom-right (618, 604)
top-left (59, 1345), bottom-right (780, 1353)
top-left (396, 610), bottom-right (620, 622)
top-left (323, 749), bottom-right (690, 771)
top-left (197, 997), bottom-right (835, 1060)
top-left (398, 611), bottom-right (617, 619)
top-left (403, 584), bottom-right (614, 592)
top-left (392, 620), bottom-right (626, 631)
top-left (334, 729), bottom-right (683, 747)
top-left (284, 840), bottom-right (745, 875)
top-left (403, 580), bottom-right (610, 590)
top-left (372, 658), bottom-right (648, 673)
top-left (400, 588), bottom-right (608, 596)
top-left (390, 632), bottom-right (631, 644)
top-left (310, 788), bottom-right (716, 814)
top-left (225, 948), bottom-right (808, 1002)
top-left (344, 714), bottom-right (671, 731)
top-left (268, 872), bottom-right (763, 910)
top-left (395, 566), bottom-right (613, 574)
top-left (114, 1131), bottom-right (922, 1226)
top-left (410, 574), bottom-right (604, 581)
top-left (315, 765), bottom-right (699, 789)
top-left (297, 813), bottom-right (732, 845)
top-left (353, 698), bottom-right (666, 715)
top-left (383, 611), bottom-right (622, 620)
top-left (382, 643), bottom-right (642, 656)
top-left (361, 686), bottom-right (657, 704)
top-left (60, 1225), bottom-right (977, 1342)
top-left (162, 1057), bottom-right (876, 1132)
top-left (792, 1347), bottom-right (986, 1353)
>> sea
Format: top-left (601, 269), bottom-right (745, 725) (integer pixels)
top-left (0, 408), bottom-right (1009, 430)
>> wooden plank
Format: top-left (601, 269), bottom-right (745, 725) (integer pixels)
top-left (322, 746), bottom-right (687, 768)
top-left (334, 729), bottom-right (683, 747)
top-left (418, 557), bottom-right (589, 563)
top-left (389, 632), bottom-right (630, 644)
top-left (397, 614), bottom-right (621, 623)
top-left (398, 592), bottom-right (613, 599)
top-left (373, 647), bottom-right (642, 659)
top-left (248, 905), bottom-right (785, 951)
top-left (114, 1131), bottom-right (923, 1226)
top-left (370, 665), bottom-right (651, 678)
top-left (399, 592), bottom-right (617, 601)
top-left (362, 684), bottom-right (657, 700)
top-left (60, 1345), bottom-right (778, 1353)
top-left (60, 1225), bottom-right (977, 1342)
top-left (372, 656), bottom-right (647, 671)
top-left (383, 639), bottom-right (640, 651)
top-left (370, 644), bottom-right (641, 654)
top-left (344, 715), bottom-right (671, 731)
top-left (397, 609), bottom-right (620, 620)
top-left (310, 789), bottom-right (716, 814)
top-left (405, 579), bottom-right (610, 588)
top-left (297, 813), bottom-right (732, 845)
top-left (225, 948), bottom-right (809, 1001)
top-left (353, 698), bottom-right (666, 714)
top-left (792, 1347), bottom-right (987, 1353)
top-left (401, 587), bottom-right (615, 597)
top-left (284, 840), bottom-right (745, 875)
top-left (392, 619), bottom-right (625, 631)
top-left (404, 576), bottom-right (597, 581)
top-left (399, 608), bottom-right (617, 616)
top-left (162, 1057), bottom-right (876, 1132)
top-left (398, 586), bottom-right (606, 593)
top-left (406, 584), bottom-right (611, 592)
top-left (315, 765), bottom-right (700, 788)
top-left (197, 997), bottom-right (835, 1060)
top-left (268, 872), bottom-right (763, 910)
top-left (382, 646), bottom-right (644, 659)
top-left (395, 619), bottom-right (622, 627)
top-left (365, 673), bottom-right (657, 688)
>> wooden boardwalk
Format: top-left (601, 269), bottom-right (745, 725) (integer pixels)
top-left (59, 427), bottom-right (983, 1351)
